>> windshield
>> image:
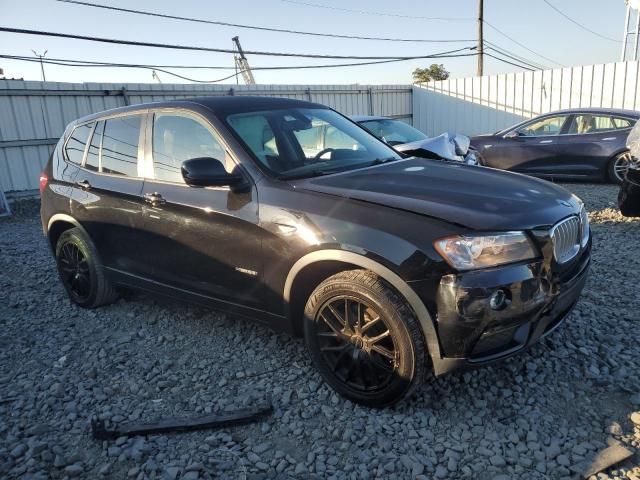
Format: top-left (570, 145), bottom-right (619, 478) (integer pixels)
top-left (359, 119), bottom-right (428, 146)
top-left (226, 107), bottom-right (401, 179)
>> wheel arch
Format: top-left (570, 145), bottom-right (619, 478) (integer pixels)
top-left (284, 249), bottom-right (442, 363)
top-left (47, 214), bottom-right (88, 251)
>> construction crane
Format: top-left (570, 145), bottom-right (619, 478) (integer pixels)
top-left (232, 36), bottom-right (256, 85)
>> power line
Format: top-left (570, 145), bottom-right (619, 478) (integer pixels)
top-left (0, 50), bottom-right (480, 83)
top-left (542, 0), bottom-right (620, 43)
top-left (484, 52), bottom-right (534, 72)
top-left (0, 26), bottom-right (476, 60)
top-left (482, 20), bottom-right (564, 67)
top-left (56, 0), bottom-right (474, 43)
top-left (280, 0), bottom-right (473, 21)
top-left (484, 41), bottom-right (547, 70)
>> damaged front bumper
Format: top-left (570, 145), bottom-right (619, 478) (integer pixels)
top-left (418, 241), bottom-right (591, 376)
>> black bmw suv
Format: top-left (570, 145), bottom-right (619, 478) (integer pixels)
top-left (40, 97), bottom-right (591, 407)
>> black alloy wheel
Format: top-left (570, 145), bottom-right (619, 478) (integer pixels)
top-left (58, 241), bottom-right (92, 303)
top-left (55, 227), bottom-right (119, 308)
top-left (304, 270), bottom-right (427, 407)
top-left (314, 295), bottom-right (398, 393)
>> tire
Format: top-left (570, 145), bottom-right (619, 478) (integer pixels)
top-left (55, 227), bottom-right (119, 308)
top-left (303, 269), bottom-right (427, 408)
top-left (608, 151), bottom-right (633, 184)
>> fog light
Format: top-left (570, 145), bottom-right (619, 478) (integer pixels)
top-left (489, 289), bottom-right (510, 311)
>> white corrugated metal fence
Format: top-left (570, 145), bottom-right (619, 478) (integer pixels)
top-left (0, 81), bottom-right (412, 193)
top-left (413, 60), bottom-right (640, 137)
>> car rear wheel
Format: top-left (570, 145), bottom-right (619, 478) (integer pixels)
top-left (55, 227), bottom-right (119, 308)
top-left (609, 151), bottom-right (638, 184)
top-left (303, 270), bottom-right (427, 407)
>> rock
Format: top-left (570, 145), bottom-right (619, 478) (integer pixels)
top-left (631, 412), bottom-right (640, 425)
top-left (9, 444), bottom-right (27, 458)
top-left (64, 464), bottom-right (83, 477)
top-left (490, 455), bottom-right (506, 467)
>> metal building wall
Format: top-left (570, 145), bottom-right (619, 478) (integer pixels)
top-left (413, 61), bottom-right (640, 137)
top-left (0, 81), bottom-right (412, 193)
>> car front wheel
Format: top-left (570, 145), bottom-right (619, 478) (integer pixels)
top-left (55, 227), bottom-right (119, 308)
top-left (303, 270), bottom-right (427, 407)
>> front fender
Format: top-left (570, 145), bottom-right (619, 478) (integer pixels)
top-left (283, 249), bottom-right (443, 367)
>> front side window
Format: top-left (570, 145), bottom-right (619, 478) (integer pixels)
top-left (360, 119), bottom-right (428, 146)
top-left (517, 116), bottom-right (568, 136)
top-left (101, 116), bottom-right (141, 177)
top-left (151, 113), bottom-right (227, 183)
top-left (65, 122), bottom-right (94, 165)
top-left (227, 108), bottom-right (401, 178)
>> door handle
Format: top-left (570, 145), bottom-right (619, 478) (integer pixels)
top-left (539, 140), bottom-right (553, 144)
top-left (602, 137), bottom-right (617, 141)
top-left (144, 192), bottom-right (165, 205)
top-left (76, 180), bottom-right (92, 190)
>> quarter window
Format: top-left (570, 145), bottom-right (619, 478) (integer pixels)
top-left (152, 113), bottom-right (227, 183)
top-left (65, 123), bottom-right (94, 165)
top-left (517, 116), bottom-right (568, 136)
top-left (85, 121), bottom-right (103, 172)
top-left (101, 116), bottom-right (142, 177)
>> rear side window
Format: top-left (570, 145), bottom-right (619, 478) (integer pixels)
top-left (101, 116), bottom-right (142, 177)
top-left (85, 121), bottom-right (103, 172)
top-left (568, 115), bottom-right (635, 134)
top-left (65, 123), bottom-right (94, 165)
top-left (151, 113), bottom-right (226, 183)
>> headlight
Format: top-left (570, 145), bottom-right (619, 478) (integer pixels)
top-left (434, 231), bottom-right (538, 271)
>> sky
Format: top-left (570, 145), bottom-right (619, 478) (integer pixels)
top-left (0, 0), bottom-right (628, 85)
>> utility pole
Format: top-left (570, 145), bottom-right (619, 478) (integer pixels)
top-left (152, 70), bottom-right (162, 84)
top-left (477, 0), bottom-right (484, 76)
top-left (31, 50), bottom-right (47, 81)
top-left (232, 36), bottom-right (256, 85)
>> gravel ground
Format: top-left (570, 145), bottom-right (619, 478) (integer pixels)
top-left (0, 183), bottom-right (639, 480)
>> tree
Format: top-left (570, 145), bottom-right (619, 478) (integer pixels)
top-left (412, 64), bottom-right (450, 83)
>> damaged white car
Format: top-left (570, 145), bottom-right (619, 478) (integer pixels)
top-left (353, 115), bottom-right (478, 165)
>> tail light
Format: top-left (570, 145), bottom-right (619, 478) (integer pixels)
top-left (39, 172), bottom-right (49, 195)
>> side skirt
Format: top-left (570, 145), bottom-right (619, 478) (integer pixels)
top-left (105, 267), bottom-right (294, 334)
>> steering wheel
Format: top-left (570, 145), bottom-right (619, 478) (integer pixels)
top-left (311, 148), bottom-right (335, 162)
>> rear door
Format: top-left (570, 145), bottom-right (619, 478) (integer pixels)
top-left (137, 110), bottom-right (264, 310)
top-left (483, 114), bottom-right (571, 174)
top-left (555, 114), bottom-right (636, 178)
top-left (71, 113), bottom-right (147, 274)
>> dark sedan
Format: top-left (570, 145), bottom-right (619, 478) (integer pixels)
top-left (471, 108), bottom-right (639, 184)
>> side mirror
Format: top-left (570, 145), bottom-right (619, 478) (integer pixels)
top-left (181, 157), bottom-right (245, 188)
top-left (504, 131), bottom-right (520, 139)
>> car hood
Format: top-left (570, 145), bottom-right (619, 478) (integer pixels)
top-left (291, 158), bottom-right (580, 231)
top-left (394, 132), bottom-right (469, 162)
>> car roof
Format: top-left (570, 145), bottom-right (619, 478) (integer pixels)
top-left (351, 115), bottom-right (391, 122)
top-left (540, 107), bottom-right (640, 118)
top-left (71, 96), bottom-right (327, 125)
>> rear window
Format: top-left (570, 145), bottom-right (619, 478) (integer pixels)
top-left (65, 123), bottom-right (94, 165)
top-left (101, 116), bottom-right (142, 177)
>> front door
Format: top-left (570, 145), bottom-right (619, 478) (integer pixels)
top-left (138, 111), bottom-right (264, 311)
top-left (71, 114), bottom-right (147, 274)
top-left (484, 114), bottom-right (571, 174)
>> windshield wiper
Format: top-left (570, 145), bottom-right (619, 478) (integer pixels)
top-left (279, 168), bottom-right (345, 180)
